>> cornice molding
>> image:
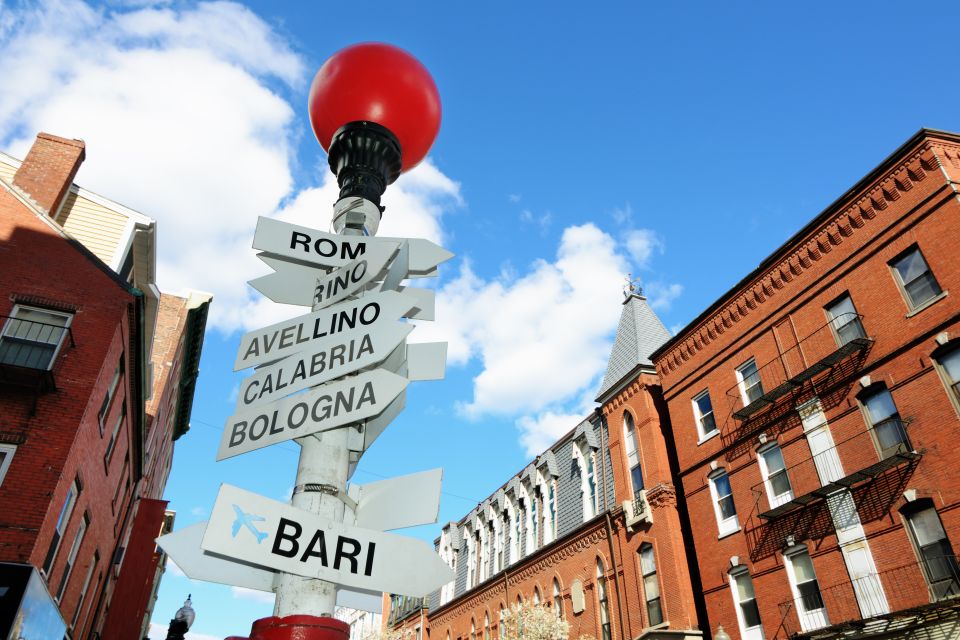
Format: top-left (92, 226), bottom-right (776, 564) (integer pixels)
top-left (656, 142), bottom-right (944, 377)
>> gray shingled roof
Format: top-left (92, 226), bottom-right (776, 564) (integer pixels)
top-left (596, 293), bottom-right (672, 401)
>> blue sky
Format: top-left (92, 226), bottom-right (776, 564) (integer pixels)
top-left (3, 1), bottom-right (960, 637)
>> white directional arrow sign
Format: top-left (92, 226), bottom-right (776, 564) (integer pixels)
top-left (250, 241), bottom-right (398, 308)
top-left (234, 289), bottom-right (430, 371)
top-left (253, 216), bottom-right (454, 274)
top-left (348, 468), bottom-right (442, 531)
top-left (202, 484), bottom-right (454, 597)
top-left (219, 369), bottom-right (408, 461)
top-left (235, 322), bottom-right (413, 412)
top-left (156, 522), bottom-right (384, 613)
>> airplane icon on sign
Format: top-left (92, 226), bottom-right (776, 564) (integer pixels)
top-left (231, 504), bottom-right (268, 544)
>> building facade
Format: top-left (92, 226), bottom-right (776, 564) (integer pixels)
top-left (0, 133), bottom-right (210, 639)
top-left (650, 128), bottom-right (960, 639)
top-left (387, 293), bottom-right (702, 640)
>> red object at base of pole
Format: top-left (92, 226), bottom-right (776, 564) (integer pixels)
top-left (226, 615), bottom-right (349, 640)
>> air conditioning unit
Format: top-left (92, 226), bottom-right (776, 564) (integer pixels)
top-left (622, 490), bottom-right (653, 530)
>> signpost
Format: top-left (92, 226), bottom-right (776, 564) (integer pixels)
top-left (160, 43), bottom-right (451, 636)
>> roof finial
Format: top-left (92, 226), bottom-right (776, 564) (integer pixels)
top-left (623, 273), bottom-right (642, 300)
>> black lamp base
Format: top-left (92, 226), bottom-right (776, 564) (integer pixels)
top-left (327, 121), bottom-right (402, 211)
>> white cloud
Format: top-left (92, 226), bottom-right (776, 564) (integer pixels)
top-left (517, 410), bottom-right (586, 457)
top-left (232, 585), bottom-right (276, 604)
top-left (189, 506), bottom-right (207, 518)
top-left (417, 223), bottom-right (628, 422)
top-left (624, 228), bottom-right (663, 268)
top-left (646, 281), bottom-right (683, 311)
top-left (0, 0), bottom-right (462, 334)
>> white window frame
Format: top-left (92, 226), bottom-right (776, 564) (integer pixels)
top-left (574, 442), bottom-right (598, 520)
top-left (757, 442), bottom-right (793, 509)
top-left (736, 358), bottom-right (764, 407)
top-left (691, 389), bottom-right (718, 442)
top-left (56, 512), bottom-right (88, 601)
top-left (466, 529), bottom-right (477, 588)
top-left (729, 567), bottom-right (764, 640)
top-left (492, 515), bottom-right (504, 574)
top-left (933, 343), bottom-right (960, 416)
top-left (506, 498), bottom-right (519, 564)
top-left (783, 547), bottom-right (829, 632)
top-left (0, 444), bottom-right (16, 487)
top-left (541, 474), bottom-right (557, 545)
top-left (553, 579), bottom-right (563, 619)
top-left (0, 305), bottom-right (73, 371)
top-left (623, 412), bottom-right (645, 493)
top-left (43, 478), bottom-right (79, 576)
top-left (707, 469), bottom-right (739, 537)
top-left (889, 246), bottom-right (943, 312)
top-left (824, 294), bottom-right (865, 347)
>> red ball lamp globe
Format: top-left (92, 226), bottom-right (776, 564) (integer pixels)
top-left (308, 43), bottom-right (441, 209)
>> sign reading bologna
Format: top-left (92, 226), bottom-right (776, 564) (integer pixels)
top-left (202, 484), bottom-right (454, 597)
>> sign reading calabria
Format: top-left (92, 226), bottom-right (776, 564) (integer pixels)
top-left (202, 484), bottom-right (454, 597)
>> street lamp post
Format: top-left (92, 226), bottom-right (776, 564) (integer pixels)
top-left (228, 42), bottom-right (443, 640)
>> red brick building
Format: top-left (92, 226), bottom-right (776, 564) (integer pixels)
top-left (386, 292), bottom-right (703, 640)
top-left (0, 133), bottom-right (210, 639)
top-left (650, 128), bottom-right (960, 639)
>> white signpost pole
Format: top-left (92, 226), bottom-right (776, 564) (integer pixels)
top-left (272, 222), bottom-right (366, 618)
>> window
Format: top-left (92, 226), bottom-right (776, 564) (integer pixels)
top-left (586, 452), bottom-right (598, 518)
top-left (786, 549), bottom-right (827, 631)
top-left (861, 387), bottom-right (910, 458)
top-left (42, 478), bottom-right (80, 575)
top-left (692, 390), bottom-right (717, 439)
top-left (0, 444), bottom-right (16, 487)
top-left (71, 551), bottom-right (98, 629)
top-left (758, 443), bottom-right (793, 508)
top-left (494, 518), bottom-right (504, 573)
top-left (903, 503), bottom-right (960, 600)
top-left (730, 569), bottom-right (763, 640)
top-left (934, 344), bottom-right (960, 408)
top-left (553, 579), bottom-right (563, 619)
top-left (104, 403), bottom-right (127, 468)
top-left (467, 533), bottom-right (477, 587)
top-left (470, 620), bottom-right (476, 640)
top-left (623, 412), bottom-right (644, 494)
top-left (825, 294), bottom-right (865, 346)
top-left (0, 305), bottom-right (72, 370)
top-left (639, 544), bottom-right (663, 626)
top-left (528, 492), bottom-right (538, 553)
top-left (596, 559), bottom-right (612, 640)
top-left (509, 502), bottom-right (520, 563)
top-left (56, 512), bottom-right (88, 601)
top-left (483, 613), bottom-right (490, 640)
top-left (708, 470), bottom-right (739, 536)
top-left (532, 587), bottom-right (540, 604)
top-left (736, 359), bottom-right (764, 406)
top-left (890, 247), bottom-right (942, 310)
top-left (545, 482), bottom-right (557, 544)
top-left (97, 357), bottom-right (124, 434)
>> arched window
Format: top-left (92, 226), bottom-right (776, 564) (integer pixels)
top-left (533, 586), bottom-right (541, 604)
top-left (596, 558), bottom-right (611, 640)
top-left (517, 593), bottom-right (523, 606)
top-left (553, 579), bottom-right (563, 619)
top-left (623, 412), bottom-right (643, 494)
top-left (470, 620), bottom-right (476, 640)
top-left (483, 613), bottom-right (490, 640)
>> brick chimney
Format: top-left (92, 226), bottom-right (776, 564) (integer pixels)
top-left (13, 132), bottom-right (86, 217)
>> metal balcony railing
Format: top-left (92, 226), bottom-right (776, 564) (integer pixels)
top-left (725, 313), bottom-right (872, 424)
top-left (750, 420), bottom-right (920, 521)
top-left (0, 314), bottom-right (74, 371)
top-left (778, 555), bottom-right (960, 638)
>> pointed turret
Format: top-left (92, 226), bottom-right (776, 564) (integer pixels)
top-left (596, 279), bottom-right (672, 402)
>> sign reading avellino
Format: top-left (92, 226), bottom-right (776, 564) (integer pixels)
top-left (218, 369), bottom-right (408, 460)
top-left (201, 484), bottom-right (455, 597)
top-left (233, 290), bottom-right (425, 371)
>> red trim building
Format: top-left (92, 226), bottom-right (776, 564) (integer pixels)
top-left (0, 133), bottom-right (210, 639)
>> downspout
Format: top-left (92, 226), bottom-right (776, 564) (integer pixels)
top-left (600, 411), bottom-right (629, 640)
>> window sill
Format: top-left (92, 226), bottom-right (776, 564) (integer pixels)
top-left (718, 526), bottom-right (742, 540)
top-left (697, 430), bottom-right (720, 446)
top-left (906, 291), bottom-right (948, 318)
